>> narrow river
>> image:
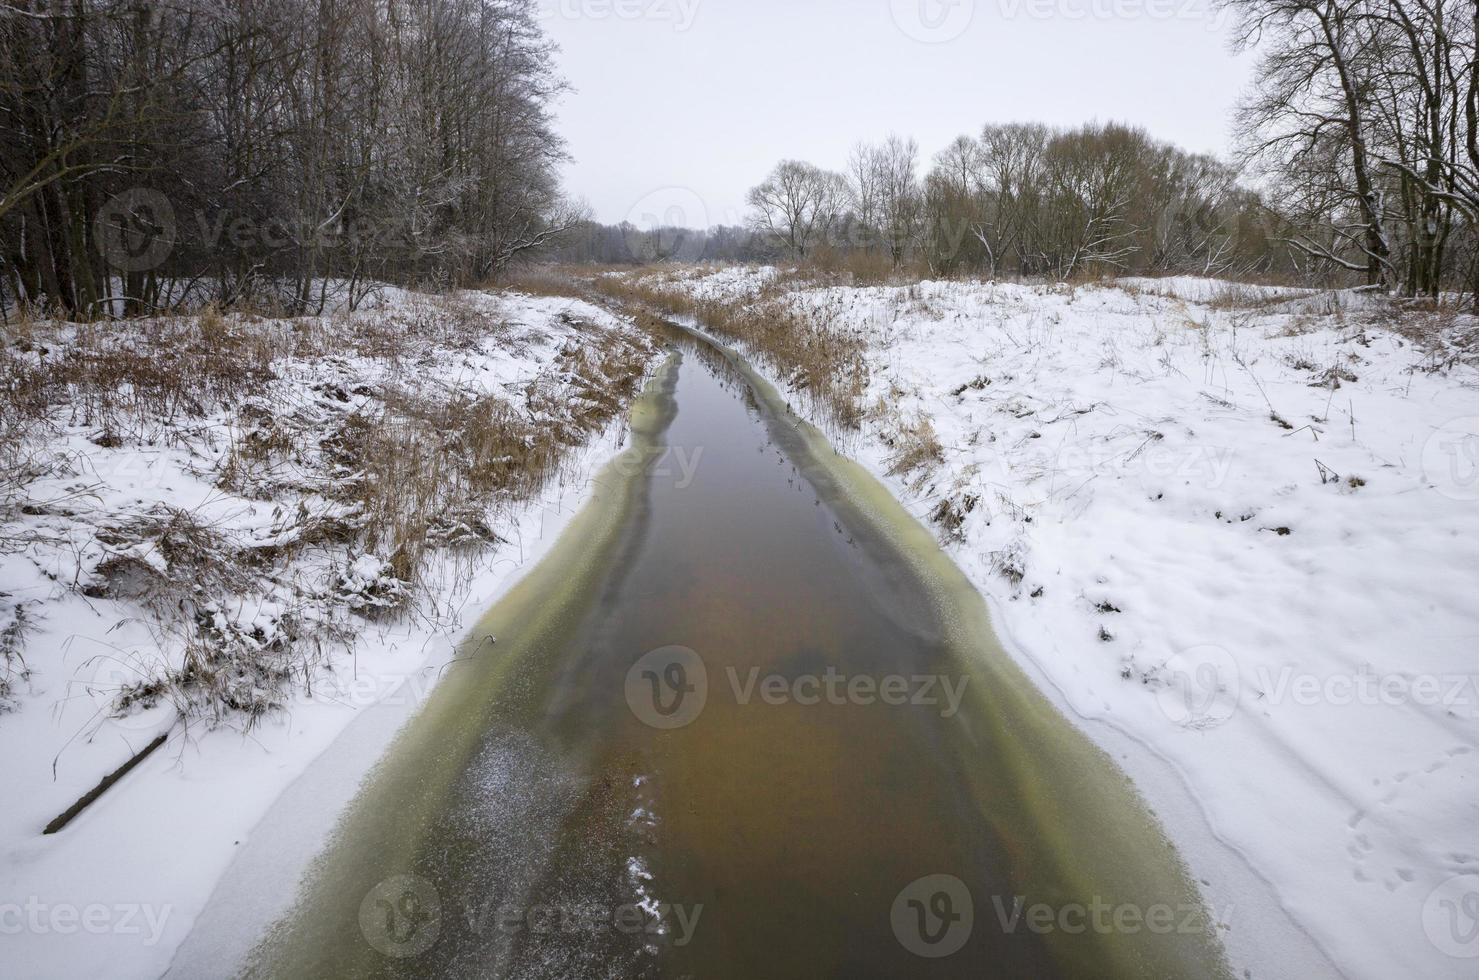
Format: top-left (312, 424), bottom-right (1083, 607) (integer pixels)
top-left (242, 331), bottom-right (1231, 979)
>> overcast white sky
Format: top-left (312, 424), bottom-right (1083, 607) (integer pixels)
top-left (537, 0), bottom-right (1250, 229)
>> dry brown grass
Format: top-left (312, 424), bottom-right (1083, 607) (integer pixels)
top-left (586, 271), bottom-right (871, 429)
top-left (3, 306), bottom-right (277, 447)
top-left (805, 248), bottom-right (899, 286)
top-left (883, 412), bottom-right (945, 478)
top-left (1202, 283), bottom-right (1303, 312)
top-left (2, 291), bottom-right (655, 725)
top-left (496, 266), bottom-right (593, 301)
top-left (1386, 303), bottom-right (1479, 372)
top-left (334, 326), bottom-right (650, 583)
top-left (77, 503), bottom-right (318, 723)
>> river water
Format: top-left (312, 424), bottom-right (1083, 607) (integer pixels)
top-left (245, 333), bottom-right (1231, 979)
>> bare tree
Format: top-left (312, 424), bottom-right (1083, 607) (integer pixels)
top-left (849, 135), bottom-right (922, 266)
top-left (747, 160), bottom-right (847, 259)
top-left (0, 0), bottom-right (574, 317)
top-left (1226, 0), bottom-right (1394, 287)
top-left (848, 141), bottom-right (884, 241)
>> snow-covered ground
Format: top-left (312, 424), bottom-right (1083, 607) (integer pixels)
top-left (6, 268), bottom-right (1477, 978)
top-left (0, 289), bottom-right (658, 978)
top-left (636, 266), bottom-right (1479, 980)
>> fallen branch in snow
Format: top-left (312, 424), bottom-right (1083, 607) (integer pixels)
top-left (42, 725), bottom-right (174, 835)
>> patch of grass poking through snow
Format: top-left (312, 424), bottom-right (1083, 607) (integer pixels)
top-left (882, 412), bottom-right (945, 479)
top-left (0, 604), bottom-right (35, 712)
top-left (988, 539), bottom-right (1028, 590)
top-left (949, 375), bottom-right (991, 397)
top-left (929, 493), bottom-right (978, 544)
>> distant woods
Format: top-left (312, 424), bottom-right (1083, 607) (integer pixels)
top-left (6, 0), bottom-right (1475, 312)
top-left (736, 109), bottom-right (1477, 298)
top-left (558, 124), bottom-right (1287, 281)
top-left (1, 0), bottom-right (574, 317)
top-left (577, 0), bottom-right (1479, 301)
top-left (750, 126), bottom-right (1280, 281)
top-left (726, 0), bottom-right (1479, 298)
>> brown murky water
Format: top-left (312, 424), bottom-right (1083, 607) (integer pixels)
top-left (249, 334), bottom-right (1231, 979)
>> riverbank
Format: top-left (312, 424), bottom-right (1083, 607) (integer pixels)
top-left (186, 333), bottom-right (1232, 979)
top-left (604, 265), bottom-right (1479, 980)
top-left (0, 287), bottom-right (660, 977)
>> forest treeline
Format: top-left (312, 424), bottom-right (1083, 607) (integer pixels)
top-left (5, 0), bottom-right (1475, 314)
top-left (552, 123), bottom-right (1296, 281)
top-left (1, 0), bottom-right (573, 317)
top-left (745, 125), bottom-right (1283, 281)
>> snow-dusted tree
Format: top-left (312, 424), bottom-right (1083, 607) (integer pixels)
top-left (970, 123), bottom-right (1051, 276)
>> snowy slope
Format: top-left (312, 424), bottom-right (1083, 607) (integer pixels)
top-left (0, 289), bottom-right (658, 978)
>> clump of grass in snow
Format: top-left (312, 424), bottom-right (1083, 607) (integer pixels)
top-left (80, 505), bottom-right (308, 723)
top-left (0, 604), bottom-right (35, 712)
top-left (988, 539), bottom-right (1028, 589)
top-left (929, 493), bottom-right (978, 544)
top-left (883, 413), bottom-right (945, 478)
